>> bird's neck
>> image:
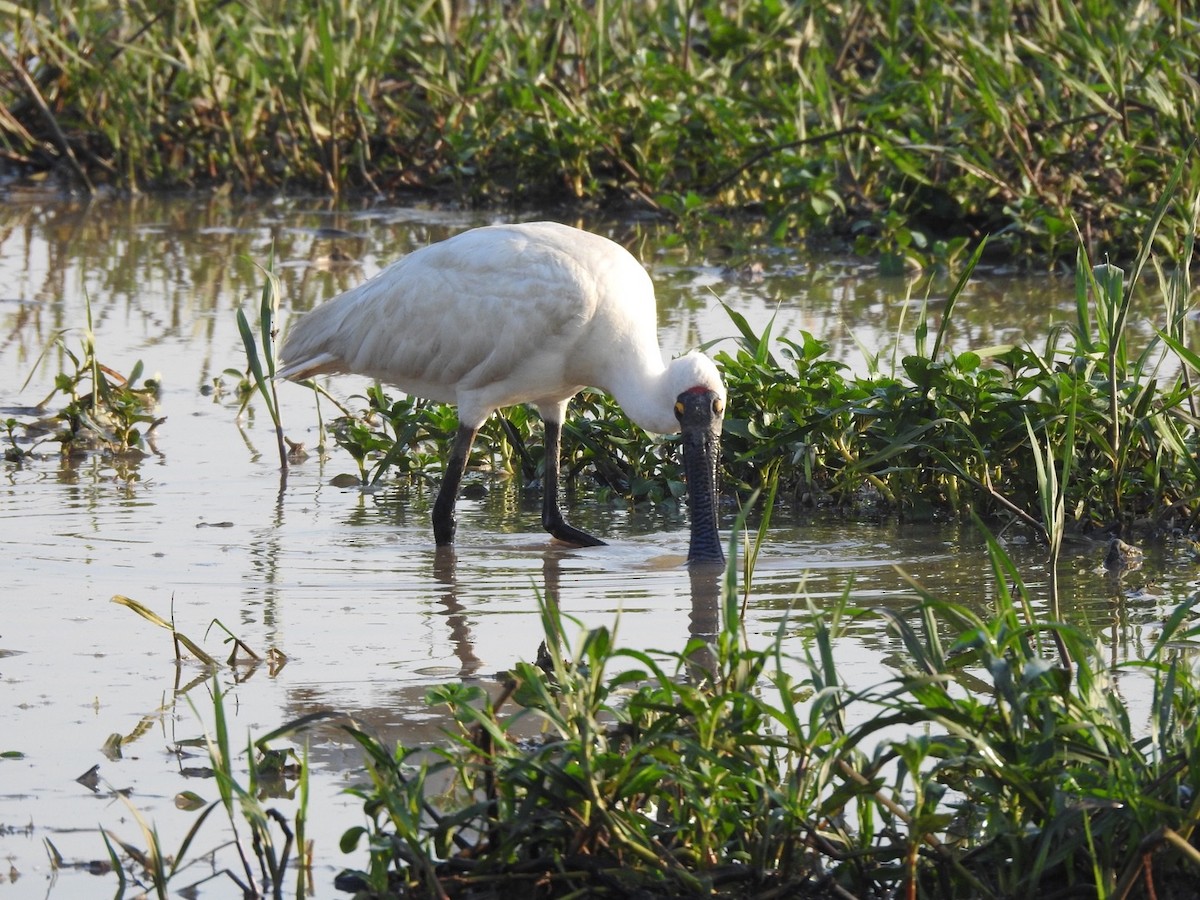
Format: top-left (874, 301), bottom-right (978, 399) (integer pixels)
top-left (605, 364), bottom-right (679, 435)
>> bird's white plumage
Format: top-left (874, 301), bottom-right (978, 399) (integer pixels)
top-left (279, 220), bottom-right (727, 558)
top-left (278, 221), bottom-right (723, 433)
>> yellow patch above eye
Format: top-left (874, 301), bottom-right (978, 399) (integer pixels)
top-left (674, 401), bottom-right (685, 415)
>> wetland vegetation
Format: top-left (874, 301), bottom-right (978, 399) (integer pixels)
top-left (2, 0), bottom-right (1198, 267)
top-left (8, 171), bottom-right (1200, 899)
top-left (5, 1), bottom-right (1200, 897)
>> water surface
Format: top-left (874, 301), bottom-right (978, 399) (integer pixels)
top-left (0, 195), bottom-right (1190, 898)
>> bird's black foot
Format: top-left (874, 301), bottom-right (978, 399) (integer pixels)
top-left (431, 425), bottom-right (476, 547)
top-left (545, 514), bottom-right (606, 548)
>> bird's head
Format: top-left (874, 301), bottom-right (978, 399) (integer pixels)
top-left (673, 384), bottom-right (724, 446)
top-left (666, 352), bottom-right (725, 418)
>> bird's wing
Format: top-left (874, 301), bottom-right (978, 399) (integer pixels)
top-left (278, 225), bottom-right (606, 409)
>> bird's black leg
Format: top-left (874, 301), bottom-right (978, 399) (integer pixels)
top-left (541, 419), bottom-right (605, 547)
top-left (433, 425), bottom-right (478, 545)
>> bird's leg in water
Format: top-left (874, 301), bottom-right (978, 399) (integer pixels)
top-left (541, 419), bottom-right (605, 547)
top-left (433, 425), bottom-right (478, 545)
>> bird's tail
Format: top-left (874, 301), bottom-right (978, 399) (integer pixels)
top-left (276, 295), bottom-right (358, 381)
top-left (275, 351), bottom-right (344, 381)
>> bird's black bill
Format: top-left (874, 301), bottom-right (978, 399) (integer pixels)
top-left (676, 390), bottom-right (724, 566)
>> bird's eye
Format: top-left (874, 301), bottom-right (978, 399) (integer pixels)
top-left (713, 398), bottom-right (724, 416)
top-left (674, 401), bottom-right (685, 418)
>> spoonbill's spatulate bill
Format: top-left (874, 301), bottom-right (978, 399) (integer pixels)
top-left (278, 221), bottom-right (726, 564)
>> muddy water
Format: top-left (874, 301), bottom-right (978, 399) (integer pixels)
top-left (0, 195), bottom-right (1190, 898)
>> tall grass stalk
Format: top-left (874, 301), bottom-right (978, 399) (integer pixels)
top-left (196, 678), bottom-right (302, 897)
top-left (1025, 395), bottom-right (1076, 671)
top-left (237, 255), bottom-right (288, 471)
top-left (739, 466), bottom-right (778, 620)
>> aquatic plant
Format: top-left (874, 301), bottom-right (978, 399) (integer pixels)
top-left (95, 593), bottom-right (321, 896)
top-left (237, 255), bottom-right (292, 471)
top-left (331, 521), bottom-right (1200, 898)
top-left (3, 1), bottom-right (1196, 264)
top-left (111, 594), bottom-right (277, 673)
top-left (86, 523), bottom-right (1200, 898)
top-left (1, 417), bottom-right (24, 462)
top-left (111, 594), bottom-right (220, 667)
top-left (8, 292), bottom-right (162, 459)
top-left (96, 663), bottom-right (318, 898)
top-left (146, 680), bottom-right (307, 898)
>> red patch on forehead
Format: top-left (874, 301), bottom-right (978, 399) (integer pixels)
top-left (682, 385), bottom-right (712, 395)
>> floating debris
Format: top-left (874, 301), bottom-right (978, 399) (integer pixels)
top-left (1104, 537), bottom-right (1143, 573)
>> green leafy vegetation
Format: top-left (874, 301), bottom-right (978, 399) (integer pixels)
top-left (3, 4), bottom-right (1198, 887)
top-left (4, 292), bottom-right (161, 462)
top-left (3, 0), bottom-right (1196, 264)
top-left (236, 252), bottom-right (292, 470)
top-left (90, 510), bottom-right (1200, 898)
top-left (329, 526), bottom-right (1200, 898)
top-left (295, 202), bottom-right (1200, 540)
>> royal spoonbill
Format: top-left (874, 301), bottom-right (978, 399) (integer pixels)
top-left (277, 221), bottom-right (726, 564)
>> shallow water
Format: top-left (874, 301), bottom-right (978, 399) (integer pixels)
top-left (0, 195), bottom-right (1193, 898)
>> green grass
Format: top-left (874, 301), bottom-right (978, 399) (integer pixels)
top-left (2, 0), bottom-right (1197, 265)
top-left (236, 251), bottom-right (290, 471)
top-left (86, 505), bottom-right (1200, 898)
top-left (87, 514), bottom-right (1200, 898)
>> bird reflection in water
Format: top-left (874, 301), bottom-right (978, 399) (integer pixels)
top-left (282, 549), bottom-right (728, 772)
top-left (431, 546), bottom-right (483, 678)
top-left (429, 546), bottom-right (725, 681)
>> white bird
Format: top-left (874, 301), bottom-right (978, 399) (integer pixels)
top-left (277, 221), bottom-right (726, 564)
